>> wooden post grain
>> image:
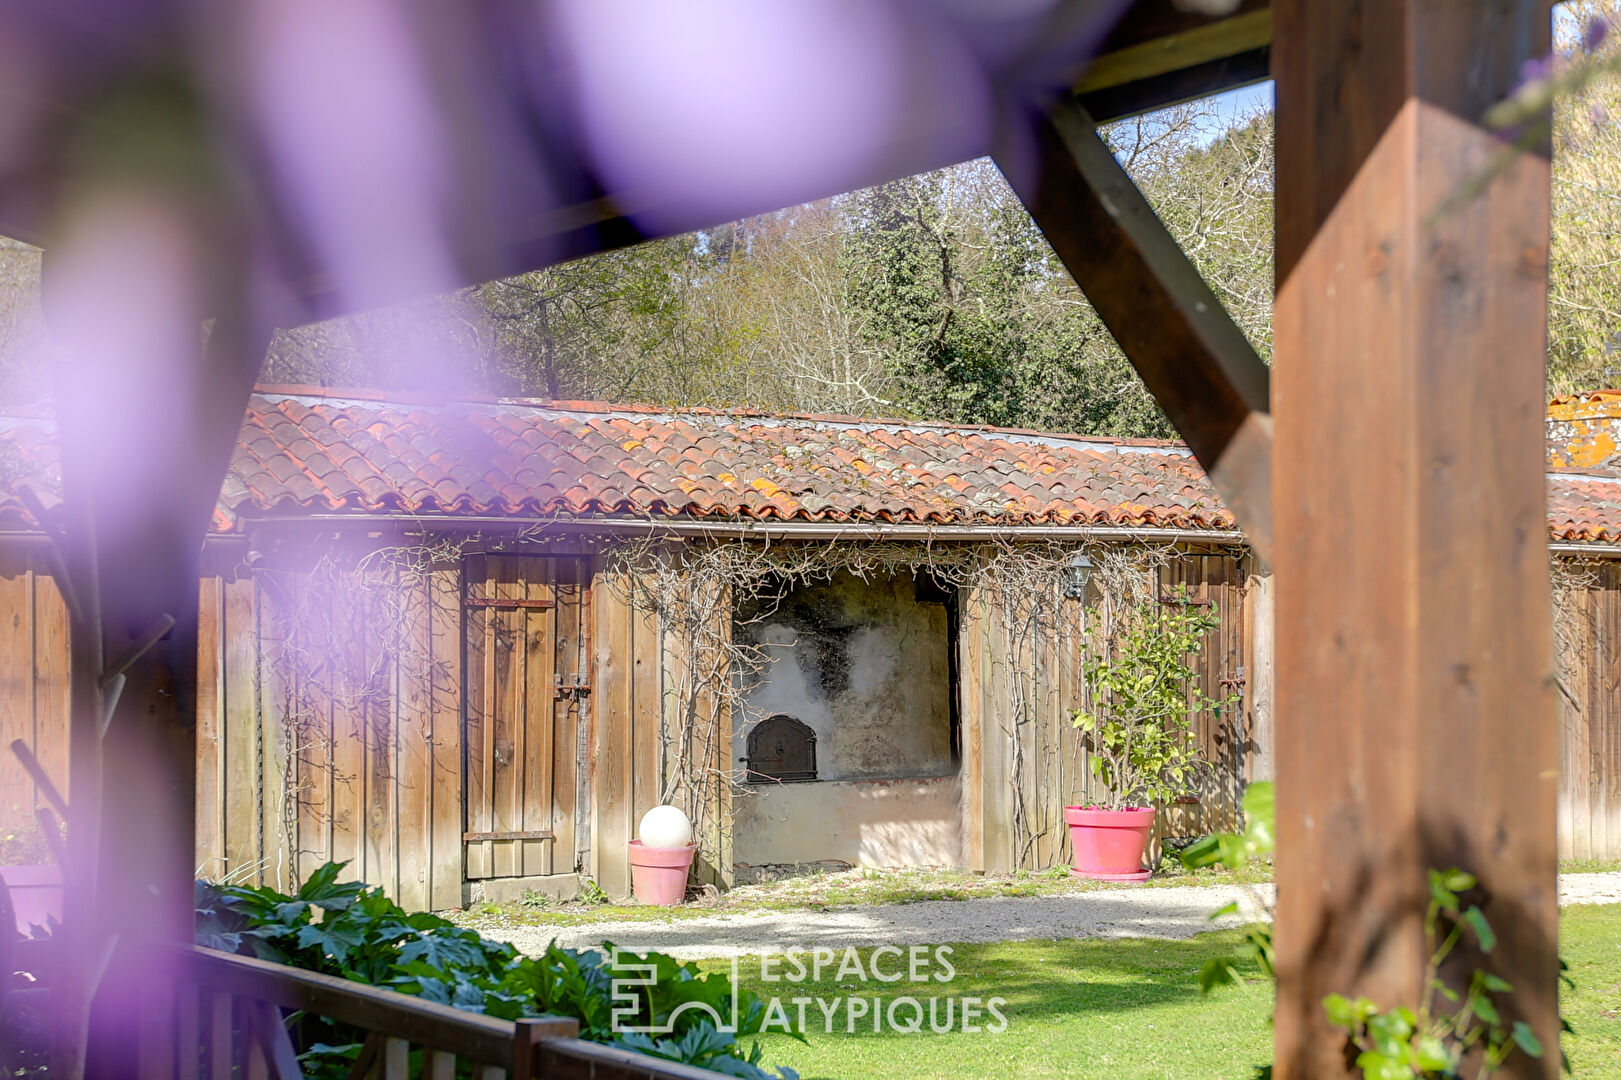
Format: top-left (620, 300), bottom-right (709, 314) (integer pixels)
top-left (1272, 1), bottom-right (1558, 1076)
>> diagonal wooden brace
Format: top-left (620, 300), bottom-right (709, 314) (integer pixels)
top-left (998, 98), bottom-right (1273, 560)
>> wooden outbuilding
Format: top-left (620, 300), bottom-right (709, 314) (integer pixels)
top-left (4, 385), bottom-right (1617, 908)
top-left (0, 1), bottom-right (1585, 1075)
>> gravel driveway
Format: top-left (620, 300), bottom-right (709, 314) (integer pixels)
top-left (480, 873), bottom-right (1621, 960)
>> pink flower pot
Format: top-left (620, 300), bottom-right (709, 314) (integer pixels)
top-left (1064, 807), bottom-right (1155, 883)
top-left (628, 841), bottom-right (697, 906)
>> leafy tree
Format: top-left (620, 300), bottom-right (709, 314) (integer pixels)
top-left (1072, 588), bottom-right (1232, 811)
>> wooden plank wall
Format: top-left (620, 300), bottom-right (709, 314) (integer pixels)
top-left (1158, 553), bottom-right (1248, 836)
top-left (1556, 559), bottom-right (1621, 861)
top-left (0, 546), bottom-right (70, 846)
top-left (462, 555), bottom-right (585, 882)
top-left (5, 540), bottom-right (1621, 897)
top-left (590, 557), bottom-right (663, 898)
top-left (206, 543), bottom-right (464, 910)
top-left (959, 557), bottom-right (1097, 874)
top-left (961, 548), bottom-right (1251, 873)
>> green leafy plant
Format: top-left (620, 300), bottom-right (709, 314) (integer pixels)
top-left (1182, 786), bottom-right (1571, 1079)
top-left (1073, 588), bottom-right (1232, 810)
top-left (1323, 869), bottom-right (1551, 1080)
top-left (577, 878), bottom-right (610, 906)
top-left (1181, 781), bottom-right (1276, 994)
top-left (197, 863), bottom-right (798, 1079)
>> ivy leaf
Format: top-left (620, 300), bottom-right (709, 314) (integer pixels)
top-left (1511, 1020), bottom-right (1544, 1058)
top-left (1461, 906), bottom-right (1497, 953)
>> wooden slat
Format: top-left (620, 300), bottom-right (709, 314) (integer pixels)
top-left (347, 1034), bottom-right (383, 1080)
top-left (255, 569), bottom-right (291, 893)
top-left (207, 986), bottom-right (235, 1080)
top-left (196, 574), bottom-right (226, 879)
top-left (490, 561), bottom-right (521, 879)
top-left (464, 559), bottom-right (493, 880)
top-left (999, 99), bottom-right (1273, 558)
top-left (382, 1038), bottom-right (408, 1080)
top-left (0, 551), bottom-right (34, 831)
top-left (551, 561), bottom-right (580, 876)
top-left (187, 946), bottom-right (577, 1063)
top-left (462, 830), bottom-right (554, 842)
top-left (396, 566), bottom-right (433, 912)
top-left (630, 563), bottom-right (662, 847)
top-left (428, 563), bottom-right (464, 909)
top-left (290, 572), bottom-right (333, 883)
top-left (246, 1036), bottom-right (270, 1080)
top-left (177, 984), bottom-right (202, 1080)
top-left (31, 568), bottom-right (69, 814)
top-left (594, 564), bottom-right (634, 897)
top-left (961, 577), bottom-right (986, 871)
top-left (464, 597), bottom-right (555, 610)
top-left (222, 569), bottom-right (261, 880)
top-left (246, 1000), bottom-right (303, 1080)
top-left (364, 563), bottom-right (398, 898)
top-left (424, 1049), bottom-right (456, 1080)
top-left (1271, 2), bottom-right (1558, 1076)
top-left (523, 562), bottom-right (557, 877)
top-left (519, 564), bottom-right (554, 876)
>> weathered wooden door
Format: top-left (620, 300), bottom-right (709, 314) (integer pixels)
top-left (463, 555), bottom-right (592, 880)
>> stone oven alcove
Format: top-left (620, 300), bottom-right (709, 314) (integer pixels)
top-left (732, 570), bottom-right (960, 877)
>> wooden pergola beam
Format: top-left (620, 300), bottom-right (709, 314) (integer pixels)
top-left (1271, 1), bottom-right (1557, 1076)
top-left (1078, 45), bottom-right (1270, 123)
top-left (998, 98), bottom-right (1274, 558)
top-left (1076, 0), bottom-right (1271, 97)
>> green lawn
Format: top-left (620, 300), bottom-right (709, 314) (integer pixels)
top-left (715, 906), bottom-right (1621, 1080)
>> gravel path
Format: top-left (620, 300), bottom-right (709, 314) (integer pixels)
top-left (481, 873), bottom-right (1621, 960)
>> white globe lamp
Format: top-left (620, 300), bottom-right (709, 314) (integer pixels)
top-left (638, 805), bottom-right (693, 850)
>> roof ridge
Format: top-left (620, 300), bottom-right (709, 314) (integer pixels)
top-left (248, 385), bottom-right (1193, 449)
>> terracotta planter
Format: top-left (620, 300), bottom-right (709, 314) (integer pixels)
top-left (628, 841), bottom-right (697, 906)
top-left (1064, 807), bottom-right (1154, 882)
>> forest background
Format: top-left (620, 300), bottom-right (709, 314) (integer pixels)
top-left (3, 12), bottom-right (1619, 439)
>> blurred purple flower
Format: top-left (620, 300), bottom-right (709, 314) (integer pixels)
top-left (1585, 16), bottom-right (1610, 53)
top-left (1519, 54), bottom-right (1555, 89)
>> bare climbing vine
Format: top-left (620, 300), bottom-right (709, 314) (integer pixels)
top-left (253, 525), bottom-right (562, 886)
top-left (1551, 554), bottom-right (1603, 714)
top-left (601, 534), bottom-right (1198, 873)
top-left (249, 522), bottom-right (1264, 886)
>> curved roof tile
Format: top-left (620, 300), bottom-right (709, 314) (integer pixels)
top-left (0, 389), bottom-right (1618, 542)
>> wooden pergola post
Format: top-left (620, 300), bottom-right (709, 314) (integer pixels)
top-left (1272, 2), bottom-right (1558, 1077)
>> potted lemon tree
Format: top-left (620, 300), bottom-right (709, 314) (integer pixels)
top-left (1068, 588), bottom-right (1231, 881)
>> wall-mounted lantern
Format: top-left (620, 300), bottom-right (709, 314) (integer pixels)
top-left (1063, 553), bottom-right (1093, 600)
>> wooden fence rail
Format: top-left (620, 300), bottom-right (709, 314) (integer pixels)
top-left (174, 946), bottom-right (722, 1080)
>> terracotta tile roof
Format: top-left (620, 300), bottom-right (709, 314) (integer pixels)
top-left (2, 388), bottom-right (1619, 545)
top-left (1547, 469), bottom-right (1621, 544)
